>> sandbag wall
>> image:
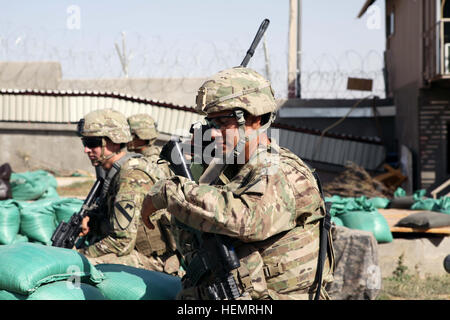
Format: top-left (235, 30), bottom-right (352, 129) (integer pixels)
top-left (0, 170), bottom-right (182, 300)
top-left (326, 187), bottom-right (450, 243)
top-left (0, 243), bottom-right (181, 300)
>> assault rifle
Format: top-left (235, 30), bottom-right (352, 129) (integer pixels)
top-left (51, 177), bottom-right (103, 248)
top-left (160, 138), bottom-right (241, 300)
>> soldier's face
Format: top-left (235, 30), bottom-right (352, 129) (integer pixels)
top-left (82, 137), bottom-right (112, 165)
top-left (127, 135), bottom-right (147, 152)
top-left (207, 111), bottom-right (262, 158)
top-left (207, 111), bottom-right (239, 155)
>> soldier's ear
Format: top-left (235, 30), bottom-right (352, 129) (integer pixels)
top-left (104, 137), bottom-right (122, 152)
top-left (246, 115), bottom-right (262, 129)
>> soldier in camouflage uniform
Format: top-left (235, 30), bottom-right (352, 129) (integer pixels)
top-left (141, 67), bottom-right (335, 300)
top-left (76, 108), bottom-right (170, 270)
top-left (127, 114), bottom-right (184, 277)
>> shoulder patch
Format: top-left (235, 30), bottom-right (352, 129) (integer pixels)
top-left (114, 200), bottom-right (135, 230)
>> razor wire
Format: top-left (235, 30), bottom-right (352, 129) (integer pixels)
top-left (0, 24), bottom-right (386, 100)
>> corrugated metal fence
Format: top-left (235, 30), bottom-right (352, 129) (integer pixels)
top-left (0, 89), bottom-right (385, 170)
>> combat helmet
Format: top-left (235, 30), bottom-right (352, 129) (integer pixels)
top-left (127, 114), bottom-right (158, 141)
top-left (79, 108), bottom-right (132, 143)
top-left (78, 108), bottom-right (132, 165)
top-left (195, 66), bottom-right (277, 118)
top-left (194, 67), bottom-right (277, 165)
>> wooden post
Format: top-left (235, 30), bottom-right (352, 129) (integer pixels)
top-left (288, 0), bottom-right (297, 98)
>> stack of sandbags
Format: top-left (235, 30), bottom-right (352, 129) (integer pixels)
top-left (325, 195), bottom-right (393, 243)
top-left (0, 200), bottom-right (20, 245)
top-left (0, 197), bottom-right (84, 246)
top-left (10, 170), bottom-right (59, 201)
top-left (0, 242), bottom-right (105, 300)
top-left (16, 199), bottom-right (58, 245)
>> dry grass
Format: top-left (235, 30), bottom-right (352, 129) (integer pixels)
top-left (377, 254), bottom-right (450, 300)
top-left (56, 180), bottom-right (94, 197)
top-left (378, 274), bottom-right (450, 300)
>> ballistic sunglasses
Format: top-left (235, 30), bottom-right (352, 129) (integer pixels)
top-left (82, 137), bottom-right (103, 149)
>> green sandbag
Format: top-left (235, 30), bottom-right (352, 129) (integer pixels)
top-left (328, 196), bottom-right (393, 243)
top-left (0, 242), bottom-right (104, 295)
top-left (95, 264), bottom-right (181, 300)
top-left (17, 199), bottom-right (57, 245)
top-left (11, 233), bottom-right (29, 244)
top-left (437, 197), bottom-right (450, 214)
top-left (0, 289), bottom-right (25, 300)
top-left (0, 199), bottom-right (20, 245)
top-left (338, 209), bottom-right (393, 243)
top-left (0, 282), bottom-right (106, 300)
top-left (367, 197), bottom-right (390, 209)
top-left (411, 198), bottom-right (440, 212)
top-left (27, 281), bottom-right (106, 300)
top-left (331, 216), bottom-right (344, 226)
top-left (10, 170), bottom-right (57, 201)
top-left (53, 198), bottom-right (83, 224)
top-left (394, 187), bottom-right (406, 198)
top-left (40, 186), bottom-right (60, 200)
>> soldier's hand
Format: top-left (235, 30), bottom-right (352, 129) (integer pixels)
top-left (141, 195), bottom-right (157, 229)
top-left (79, 216), bottom-right (90, 237)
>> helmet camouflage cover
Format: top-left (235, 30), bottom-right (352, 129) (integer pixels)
top-left (79, 108), bottom-right (132, 144)
top-left (127, 114), bottom-right (158, 141)
top-left (195, 66), bottom-right (277, 116)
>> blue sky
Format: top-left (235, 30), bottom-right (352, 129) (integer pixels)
top-left (0, 0), bottom-right (386, 98)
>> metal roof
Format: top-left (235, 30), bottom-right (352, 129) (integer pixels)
top-left (0, 89), bottom-right (386, 170)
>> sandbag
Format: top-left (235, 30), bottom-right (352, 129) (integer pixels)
top-left (437, 197), bottom-right (450, 214)
top-left (17, 199), bottom-right (57, 245)
top-left (11, 233), bottom-right (29, 244)
top-left (27, 281), bottom-right (106, 300)
top-left (0, 289), bottom-right (25, 300)
top-left (0, 242), bottom-right (104, 295)
top-left (10, 170), bottom-right (58, 201)
top-left (0, 282), bottom-right (106, 300)
top-left (95, 264), bottom-right (181, 300)
top-left (40, 186), bottom-right (60, 200)
top-left (338, 209), bottom-right (393, 243)
top-left (331, 216), bottom-right (344, 226)
top-left (388, 196), bottom-right (415, 209)
top-left (53, 198), bottom-right (83, 224)
top-left (367, 197), bottom-right (390, 209)
top-left (396, 211), bottom-right (450, 228)
top-left (328, 196), bottom-right (393, 243)
top-left (0, 200), bottom-right (20, 245)
top-left (411, 198), bottom-right (440, 212)
top-left (0, 163), bottom-right (12, 200)
top-left (393, 187), bottom-right (406, 198)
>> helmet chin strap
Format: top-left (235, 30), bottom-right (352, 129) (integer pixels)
top-left (231, 110), bottom-right (275, 163)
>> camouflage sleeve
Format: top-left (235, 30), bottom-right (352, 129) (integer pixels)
top-left (84, 169), bottom-right (154, 257)
top-left (148, 164), bottom-right (322, 242)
